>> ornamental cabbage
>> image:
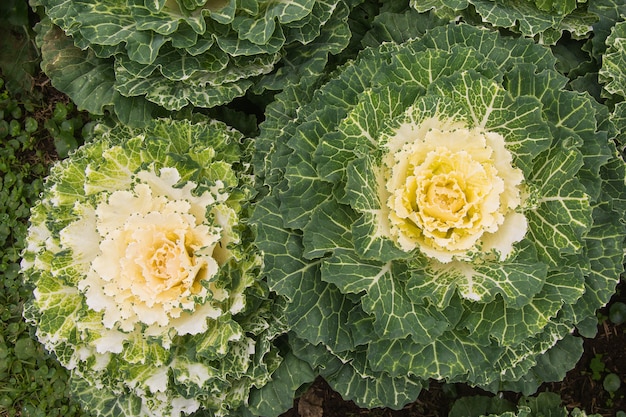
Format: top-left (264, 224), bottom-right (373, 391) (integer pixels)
top-left (32, 0), bottom-right (358, 125)
top-left (21, 118), bottom-right (287, 417)
top-left (252, 21), bottom-right (626, 409)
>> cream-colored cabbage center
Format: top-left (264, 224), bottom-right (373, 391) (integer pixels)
top-left (81, 168), bottom-right (229, 332)
top-left (99, 208), bottom-right (218, 313)
top-left (385, 124), bottom-right (526, 263)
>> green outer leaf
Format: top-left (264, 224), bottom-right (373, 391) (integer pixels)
top-left (524, 140), bottom-right (592, 266)
top-left (435, 240), bottom-right (547, 310)
top-left (251, 195), bottom-right (355, 353)
top-left (232, 0), bottom-right (315, 45)
top-left (283, 128), bottom-right (334, 225)
top-left (71, 376), bottom-right (143, 417)
top-left (411, 0), bottom-right (597, 44)
top-left (367, 331), bottom-right (499, 382)
top-left (289, 335), bottom-right (426, 410)
top-left (419, 23), bottom-right (557, 72)
top-left (302, 201), bottom-right (357, 259)
top-left (568, 202), bottom-right (625, 337)
top-left (23, 273), bottom-right (84, 354)
top-left (587, 0), bottom-right (626, 60)
top-left (112, 51), bottom-right (276, 110)
top-left (449, 395), bottom-right (516, 417)
top-left (246, 351), bottom-right (316, 417)
top-left (600, 20), bottom-right (626, 99)
top-left (435, 71), bottom-right (548, 166)
top-left (327, 356), bottom-right (424, 410)
top-left (254, 0), bottom-right (355, 92)
top-left (321, 250), bottom-right (450, 342)
top-left (343, 157), bottom-right (410, 262)
top-left (493, 334), bottom-right (584, 395)
top-left (316, 84), bottom-right (419, 185)
top-left (460, 264), bottom-right (583, 346)
top-left (36, 18), bottom-right (162, 126)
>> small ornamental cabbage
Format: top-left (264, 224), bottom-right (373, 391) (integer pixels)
top-left (252, 22), bottom-right (626, 409)
top-left (21, 118), bottom-right (287, 417)
top-left (32, 0), bottom-right (358, 125)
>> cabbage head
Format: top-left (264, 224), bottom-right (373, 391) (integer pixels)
top-left (21, 118), bottom-right (287, 417)
top-left (32, 0), bottom-right (357, 125)
top-left (252, 22), bottom-right (626, 409)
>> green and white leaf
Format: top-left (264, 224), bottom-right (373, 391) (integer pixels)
top-left (411, 0), bottom-right (598, 44)
top-left (600, 20), bottom-right (626, 100)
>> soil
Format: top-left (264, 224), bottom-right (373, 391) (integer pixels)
top-left (280, 281), bottom-right (626, 417)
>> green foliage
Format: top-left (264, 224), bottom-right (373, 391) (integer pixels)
top-left (252, 16), bottom-right (626, 409)
top-left (0, 76), bottom-right (86, 417)
top-left (42, 101), bottom-right (90, 158)
top-left (32, 0), bottom-right (361, 126)
top-left (411, 0), bottom-right (597, 45)
top-left (449, 392), bottom-right (604, 417)
top-left (589, 354), bottom-right (606, 381)
top-left (0, 0), bottom-right (39, 95)
top-left (604, 373), bottom-right (622, 394)
top-left (5, 1), bottom-right (626, 416)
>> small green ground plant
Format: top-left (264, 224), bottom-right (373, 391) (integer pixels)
top-left (449, 392), bottom-right (607, 417)
top-left (0, 76), bottom-right (88, 417)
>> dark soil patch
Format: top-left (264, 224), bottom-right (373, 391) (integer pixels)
top-left (544, 286), bottom-right (626, 416)
top-left (281, 281), bottom-right (626, 417)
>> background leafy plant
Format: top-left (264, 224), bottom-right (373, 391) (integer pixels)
top-left (30, 0), bottom-right (362, 127)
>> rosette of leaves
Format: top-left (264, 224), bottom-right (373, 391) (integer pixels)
top-left (252, 22), bottom-right (626, 409)
top-left (411, 0), bottom-right (599, 45)
top-left (21, 117), bottom-right (289, 417)
top-left (32, 0), bottom-right (357, 126)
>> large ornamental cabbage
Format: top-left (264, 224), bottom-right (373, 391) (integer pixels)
top-left (21, 118), bottom-right (287, 417)
top-left (252, 22), bottom-right (626, 409)
top-left (32, 0), bottom-right (358, 125)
